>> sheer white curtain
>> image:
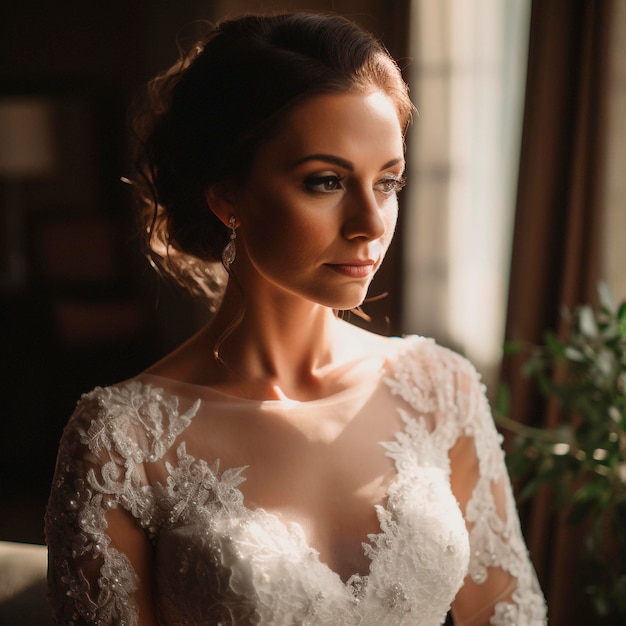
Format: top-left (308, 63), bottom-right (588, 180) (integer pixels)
top-left (601, 0), bottom-right (626, 304)
top-left (403, 0), bottom-right (531, 390)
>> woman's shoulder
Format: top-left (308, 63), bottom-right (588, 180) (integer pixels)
top-left (383, 333), bottom-right (480, 378)
top-left (382, 334), bottom-right (489, 422)
top-left (63, 375), bottom-right (200, 464)
top-left (336, 323), bottom-right (483, 389)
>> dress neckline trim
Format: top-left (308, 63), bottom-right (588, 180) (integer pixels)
top-left (136, 335), bottom-right (418, 408)
top-left (137, 366), bottom-right (382, 409)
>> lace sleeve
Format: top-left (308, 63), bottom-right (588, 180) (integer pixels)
top-left (447, 358), bottom-right (547, 626)
top-left (45, 388), bottom-right (160, 626)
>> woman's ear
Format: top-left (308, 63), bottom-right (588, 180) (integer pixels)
top-left (205, 183), bottom-right (238, 228)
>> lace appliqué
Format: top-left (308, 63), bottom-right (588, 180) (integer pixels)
top-left (81, 380), bottom-right (198, 464)
top-left (384, 337), bottom-right (547, 625)
top-left (370, 425), bottom-right (470, 625)
top-left (155, 442), bottom-right (247, 528)
top-left (46, 381), bottom-right (200, 626)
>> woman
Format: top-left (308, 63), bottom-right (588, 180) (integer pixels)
top-left (45, 13), bottom-right (547, 625)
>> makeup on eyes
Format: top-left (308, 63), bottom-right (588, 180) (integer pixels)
top-left (304, 173), bottom-right (345, 193)
top-left (303, 172), bottom-right (406, 196)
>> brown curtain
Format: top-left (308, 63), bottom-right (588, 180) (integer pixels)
top-left (501, 1), bottom-right (614, 624)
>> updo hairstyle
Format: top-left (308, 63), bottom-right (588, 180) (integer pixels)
top-left (133, 12), bottom-right (413, 303)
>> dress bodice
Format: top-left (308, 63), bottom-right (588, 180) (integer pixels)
top-left (45, 336), bottom-right (547, 625)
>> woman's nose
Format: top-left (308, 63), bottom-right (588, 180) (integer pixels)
top-left (341, 189), bottom-right (388, 241)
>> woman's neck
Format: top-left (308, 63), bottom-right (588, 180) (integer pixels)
top-left (207, 286), bottom-right (341, 399)
top-left (146, 282), bottom-right (385, 401)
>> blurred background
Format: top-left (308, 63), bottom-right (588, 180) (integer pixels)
top-left (0, 1), bottom-right (624, 623)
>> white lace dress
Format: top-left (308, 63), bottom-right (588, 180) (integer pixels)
top-left (45, 335), bottom-right (547, 625)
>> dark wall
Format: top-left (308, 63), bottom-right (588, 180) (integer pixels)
top-left (0, 1), bottom-right (223, 543)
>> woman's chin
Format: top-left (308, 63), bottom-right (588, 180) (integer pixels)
top-left (320, 290), bottom-right (372, 312)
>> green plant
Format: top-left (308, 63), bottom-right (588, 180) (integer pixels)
top-left (497, 284), bottom-right (626, 623)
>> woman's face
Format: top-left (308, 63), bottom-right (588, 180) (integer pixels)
top-left (232, 90), bottom-right (405, 311)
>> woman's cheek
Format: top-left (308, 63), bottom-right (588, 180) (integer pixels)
top-left (380, 203), bottom-right (399, 250)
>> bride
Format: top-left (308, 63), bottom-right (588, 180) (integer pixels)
top-left (45, 12), bottom-right (547, 625)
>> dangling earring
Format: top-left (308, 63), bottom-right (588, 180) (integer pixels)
top-left (222, 216), bottom-right (237, 271)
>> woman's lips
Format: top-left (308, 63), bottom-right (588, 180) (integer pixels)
top-left (325, 261), bottom-right (376, 278)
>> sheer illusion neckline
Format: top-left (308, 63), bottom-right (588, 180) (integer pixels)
top-left (135, 335), bottom-right (404, 408)
top-left (136, 349), bottom-right (410, 585)
top-left (137, 351), bottom-right (395, 408)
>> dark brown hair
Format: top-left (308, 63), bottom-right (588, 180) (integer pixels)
top-left (133, 12), bottom-right (413, 302)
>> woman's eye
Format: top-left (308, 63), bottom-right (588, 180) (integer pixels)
top-left (375, 175), bottom-right (407, 195)
top-left (304, 174), bottom-right (344, 193)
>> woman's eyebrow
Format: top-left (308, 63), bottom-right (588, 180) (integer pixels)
top-left (291, 154), bottom-right (354, 170)
top-left (290, 154), bottom-right (405, 171)
top-left (381, 157), bottom-right (405, 170)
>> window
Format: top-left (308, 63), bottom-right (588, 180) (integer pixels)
top-left (404, 0), bottom-right (531, 390)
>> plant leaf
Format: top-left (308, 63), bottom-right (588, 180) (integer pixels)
top-left (579, 306), bottom-right (598, 339)
top-left (564, 346), bottom-right (585, 362)
top-left (545, 332), bottom-right (564, 355)
top-left (598, 281), bottom-right (614, 312)
top-left (618, 302), bottom-right (626, 335)
top-left (496, 384), bottom-right (510, 417)
top-left (503, 340), bottom-right (525, 355)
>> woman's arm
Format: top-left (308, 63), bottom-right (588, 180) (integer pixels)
top-left (448, 365), bottom-right (547, 626)
top-left (105, 506), bottom-right (161, 625)
top-left (46, 397), bottom-right (160, 626)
